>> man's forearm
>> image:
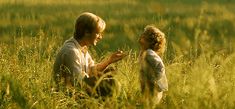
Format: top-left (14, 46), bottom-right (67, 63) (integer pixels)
top-left (95, 59), bottom-right (111, 72)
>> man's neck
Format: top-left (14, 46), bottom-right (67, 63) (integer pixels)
top-left (76, 39), bottom-right (88, 53)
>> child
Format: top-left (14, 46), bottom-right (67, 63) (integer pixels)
top-left (138, 25), bottom-right (168, 107)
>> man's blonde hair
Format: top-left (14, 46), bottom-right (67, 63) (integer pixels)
top-left (143, 25), bottom-right (166, 56)
top-left (74, 12), bottom-right (106, 40)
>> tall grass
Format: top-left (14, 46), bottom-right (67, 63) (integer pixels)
top-left (1, 30), bottom-right (235, 109)
top-left (1, 0), bottom-right (235, 108)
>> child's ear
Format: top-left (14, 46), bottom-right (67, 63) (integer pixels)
top-left (157, 36), bottom-right (163, 43)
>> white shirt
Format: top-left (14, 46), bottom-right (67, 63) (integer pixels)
top-left (139, 49), bottom-right (168, 92)
top-left (53, 37), bottom-right (95, 84)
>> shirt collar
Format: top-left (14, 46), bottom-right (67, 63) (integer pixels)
top-left (69, 37), bottom-right (88, 53)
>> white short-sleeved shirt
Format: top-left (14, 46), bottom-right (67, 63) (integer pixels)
top-left (139, 49), bottom-right (168, 92)
top-left (53, 37), bottom-right (95, 83)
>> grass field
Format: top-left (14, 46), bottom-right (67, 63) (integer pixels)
top-left (1, 0), bottom-right (235, 108)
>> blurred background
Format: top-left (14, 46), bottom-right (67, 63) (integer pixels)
top-left (1, 0), bottom-right (235, 109)
top-left (1, 0), bottom-right (234, 61)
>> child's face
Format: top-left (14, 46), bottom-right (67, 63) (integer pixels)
top-left (138, 34), bottom-right (150, 50)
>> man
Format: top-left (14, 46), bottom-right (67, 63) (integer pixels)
top-left (53, 12), bottom-right (126, 97)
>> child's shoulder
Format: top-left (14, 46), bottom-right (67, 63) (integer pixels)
top-left (144, 49), bottom-right (162, 61)
top-left (145, 49), bottom-right (158, 56)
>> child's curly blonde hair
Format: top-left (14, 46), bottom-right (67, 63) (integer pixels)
top-left (143, 25), bottom-right (166, 56)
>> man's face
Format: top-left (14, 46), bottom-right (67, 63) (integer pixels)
top-left (89, 30), bottom-right (103, 46)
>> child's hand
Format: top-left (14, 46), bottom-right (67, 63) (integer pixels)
top-left (109, 50), bottom-right (127, 63)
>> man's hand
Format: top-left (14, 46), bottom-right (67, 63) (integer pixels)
top-left (108, 50), bottom-right (127, 64)
top-left (95, 50), bottom-right (127, 72)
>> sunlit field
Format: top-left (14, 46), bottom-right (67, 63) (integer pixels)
top-left (1, 0), bottom-right (235, 109)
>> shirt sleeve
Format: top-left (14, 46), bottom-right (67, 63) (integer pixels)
top-left (87, 53), bottom-right (95, 66)
top-left (145, 50), bottom-right (164, 80)
top-left (87, 53), bottom-right (97, 75)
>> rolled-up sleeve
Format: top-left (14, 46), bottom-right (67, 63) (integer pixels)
top-left (86, 53), bottom-right (97, 75)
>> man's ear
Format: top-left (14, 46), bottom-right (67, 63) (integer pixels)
top-left (84, 30), bottom-right (93, 35)
top-left (84, 30), bottom-right (90, 35)
top-left (83, 30), bottom-right (93, 39)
